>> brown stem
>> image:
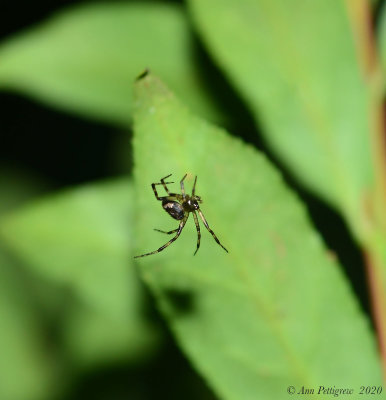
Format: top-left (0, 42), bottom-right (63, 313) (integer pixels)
top-left (344, 1), bottom-right (386, 219)
top-left (345, 0), bottom-right (386, 379)
top-left (365, 250), bottom-right (386, 381)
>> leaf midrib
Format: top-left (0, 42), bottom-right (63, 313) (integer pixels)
top-left (162, 261), bottom-right (314, 387)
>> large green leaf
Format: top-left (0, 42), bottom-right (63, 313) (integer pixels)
top-left (0, 170), bottom-right (59, 400)
top-left (0, 3), bottom-right (224, 125)
top-left (0, 250), bottom-right (60, 400)
top-left (188, 0), bottom-right (375, 241)
top-left (0, 178), bottom-right (158, 367)
top-left (133, 73), bottom-right (382, 399)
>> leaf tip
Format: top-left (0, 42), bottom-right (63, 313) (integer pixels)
top-left (136, 68), bottom-right (151, 82)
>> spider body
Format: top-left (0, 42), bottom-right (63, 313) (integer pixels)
top-left (162, 200), bottom-right (185, 220)
top-left (134, 174), bottom-right (228, 258)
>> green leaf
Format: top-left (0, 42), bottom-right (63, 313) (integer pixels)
top-left (0, 250), bottom-right (60, 400)
top-left (0, 168), bottom-right (60, 400)
top-left (62, 297), bottom-right (157, 368)
top-left (133, 73), bottom-right (382, 400)
top-left (0, 3), bottom-right (224, 126)
top-left (0, 178), bottom-right (158, 367)
top-left (188, 0), bottom-right (374, 240)
top-left (0, 167), bottom-right (49, 215)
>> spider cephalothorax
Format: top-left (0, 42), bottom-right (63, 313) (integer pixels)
top-left (134, 174), bottom-right (228, 258)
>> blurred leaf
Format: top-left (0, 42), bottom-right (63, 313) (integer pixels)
top-left (0, 167), bottom-right (50, 215)
top-left (133, 73), bottom-right (382, 399)
top-left (188, 0), bottom-right (374, 240)
top-left (0, 168), bottom-right (60, 400)
top-left (63, 298), bottom-right (156, 368)
top-left (0, 178), bottom-right (158, 367)
top-left (0, 251), bottom-right (60, 400)
top-left (0, 3), bottom-right (224, 126)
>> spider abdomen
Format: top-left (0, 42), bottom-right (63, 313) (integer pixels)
top-left (162, 200), bottom-right (184, 220)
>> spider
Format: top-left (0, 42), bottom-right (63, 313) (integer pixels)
top-left (134, 173), bottom-right (228, 258)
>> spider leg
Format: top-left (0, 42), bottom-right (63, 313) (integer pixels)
top-left (134, 215), bottom-right (188, 258)
top-left (154, 228), bottom-right (179, 234)
top-left (160, 174), bottom-right (173, 194)
top-left (180, 173), bottom-right (187, 197)
top-left (197, 209), bottom-right (228, 253)
top-left (152, 192), bottom-right (184, 204)
top-left (192, 211), bottom-right (201, 255)
top-left (161, 173), bottom-right (172, 181)
top-left (152, 183), bottom-right (175, 200)
top-left (192, 176), bottom-right (197, 196)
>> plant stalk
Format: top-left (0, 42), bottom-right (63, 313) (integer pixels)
top-left (345, 0), bottom-right (386, 380)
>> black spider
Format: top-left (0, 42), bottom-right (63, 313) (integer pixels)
top-left (134, 174), bottom-right (228, 258)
